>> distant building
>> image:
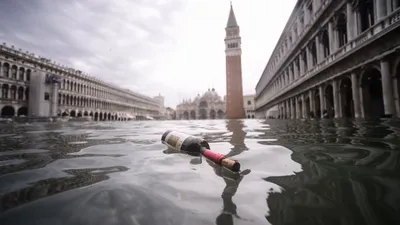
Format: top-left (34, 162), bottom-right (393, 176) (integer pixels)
top-left (165, 107), bottom-right (176, 120)
top-left (176, 88), bottom-right (225, 120)
top-left (176, 88), bottom-right (255, 120)
top-left (0, 43), bottom-right (159, 121)
top-left (153, 93), bottom-right (166, 119)
top-left (243, 94), bottom-right (255, 119)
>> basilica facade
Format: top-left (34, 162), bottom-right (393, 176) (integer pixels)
top-left (176, 88), bottom-right (225, 120)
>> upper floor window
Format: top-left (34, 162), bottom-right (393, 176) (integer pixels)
top-left (247, 100), bottom-right (252, 105)
top-left (228, 43), bottom-right (239, 49)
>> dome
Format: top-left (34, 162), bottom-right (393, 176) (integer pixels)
top-left (201, 88), bottom-right (221, 101)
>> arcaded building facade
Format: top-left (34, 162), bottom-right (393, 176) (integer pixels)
top-left (255, 0), bottom-right (400, 119)
top-left (0, 43), bottom-right (159, 121)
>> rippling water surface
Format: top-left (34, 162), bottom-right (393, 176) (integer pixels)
top-left (0, 119), bottom-right (399, 225)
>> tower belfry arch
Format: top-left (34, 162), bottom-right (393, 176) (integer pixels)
top-left (225, 2), bottom-right (245, 119)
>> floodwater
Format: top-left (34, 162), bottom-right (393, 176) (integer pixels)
top-left (0, 119), bottom-right (399, 225)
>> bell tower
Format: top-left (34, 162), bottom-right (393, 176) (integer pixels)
top-left (225, 1), bottom-right (245, 119)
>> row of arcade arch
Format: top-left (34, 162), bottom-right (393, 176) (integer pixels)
top-left (59, 109), bottom-right (132, 121)
top-left (0, 106), bottom-right (140, 121)
top-left (0, 106), bottom-right (27, 117)
top-left (277, 56), bottom-right (400, 119)
top-left (181, 109), bottom-right (225, 120)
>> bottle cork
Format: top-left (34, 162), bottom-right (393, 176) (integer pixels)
top-left (221, 158), bottom-right (240, 172)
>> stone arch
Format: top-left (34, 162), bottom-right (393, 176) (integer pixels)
top-left (334, 12), bottom-right (348, 48)
top-left (319, 27), bottom-right (330, 58)
top-left (217, 110), bottom-right (224, 119)
top-left (77, 111), bottom-right (82, 117)
top-left (108, 113), bottom-right (111, 120)
top-left (99, 112), bottom-right (103, 121)
top-left (70, 110), bottom-right (76, 117)
top-left (11, 65), bottom-right (17, 79)
top-left (1, 105), bottom-right (15, 117)
top-left (199, 101), bottom-right (208, 108)
top-left (25, 87), bottom-right (29, 100)
top-left (199, 108), bottom-right (207, 119)
top-left (183, 111), bottom-right (189, 120)
top-left (359, 0), bottom-right (375, 32)
top-left (209, 109), bottom-right (216, 119)
top-left (339, 76), bottom-right (354, 118)
top-left (304, 96), bottom-right (311, 118)
top-left (17, 86), bottom-right (24, 100)
top-left (291, 99), bottom-right (296, 118)
top-left (1, 84), bottom-right (8, 98)
top-left (298, 97), bottom-right (303, 118)
top-left (314, 89), bottom-right (321, 118)
top-left (190, 110), bottom-right (196, 119)
top-left (17, 106), bottom-right (28, 116)
top-left (360, 66), bottom-right (384, 119)
top-left (94, 112), bottom-right (99, 120)
top-left (89, 112), bottom-right (93, 117)
top-left (10, 85), bottom-right (17, 99)
top-left (2, 63), bottom-right (9, 77)
top-left (26, 69), bottom-right (31, 81)
top-left (324, 84), bottom-right (334, 117)
top-left (18, 67), bottom-right (25, 80)
top-left (309, 40), bottom-right (317, 66)
top-left (62, 110), bottom-right (69, 117)
top-left (84, 111), bottom-right (89, 116)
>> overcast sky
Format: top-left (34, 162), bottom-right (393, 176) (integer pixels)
top-left (0, 0), bottom-right (297, 108)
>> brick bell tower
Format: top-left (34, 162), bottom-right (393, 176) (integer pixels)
top-left (225, 1), bottom-right (245, 119)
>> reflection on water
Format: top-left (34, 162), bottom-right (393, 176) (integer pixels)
top-left (0, 119), bottom-right (399, 224)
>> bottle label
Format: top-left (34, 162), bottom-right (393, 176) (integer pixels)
top-left (164, 131), bottom-right (191, 151)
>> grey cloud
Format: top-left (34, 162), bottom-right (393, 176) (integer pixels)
top-left (0, 0), bottom-right (185, 88)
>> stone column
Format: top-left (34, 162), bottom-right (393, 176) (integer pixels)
top-left (381, 59), bottom-right (395, 116)
top-left (328, 22), bottom-right (335, 54)
top-left (316, 35), bottom-right (322, 63)
top-left (294, 59), bottom-right (299, 79)
top-left (376, 0), bottom-right (387, 21)
top-left (301, 94), bottom-right (307, 118)
top-left (306, 45), bottom-right (311, 71)
top-left (292, 27), bottom-right (297, 44)
top-left (286, 100), bottom-right (291, 118)
top-left (296, 96), bottom-right (301, 119)
top-left (313, 0), bottom-right (320, 12)
top-left (289, 65), bottom-right (294, 82)
top-left (351, 72), bottom-right (361, 118)
top-left (332, 79), bottom-right (340, 118)
top-left (291, 98), bottom-right (296, 119)
top-left (319, 85), bottom-right (325, 118)
top-left (346, 2), bottom-right (354, 41)
top-left (299, 52), bottom-right (305, 76)
top-left (387, 0), bottom-right (393, 14)
top-left (303, 3), bottom-right (309, 26)
top-left (309, 89), bottom-right (315, 116)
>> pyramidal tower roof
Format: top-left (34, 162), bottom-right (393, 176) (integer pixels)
top-left (226, 2), bottom-right (238, 28)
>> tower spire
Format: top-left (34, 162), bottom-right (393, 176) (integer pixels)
top-left (226, 1), bottom-right (238, 28)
